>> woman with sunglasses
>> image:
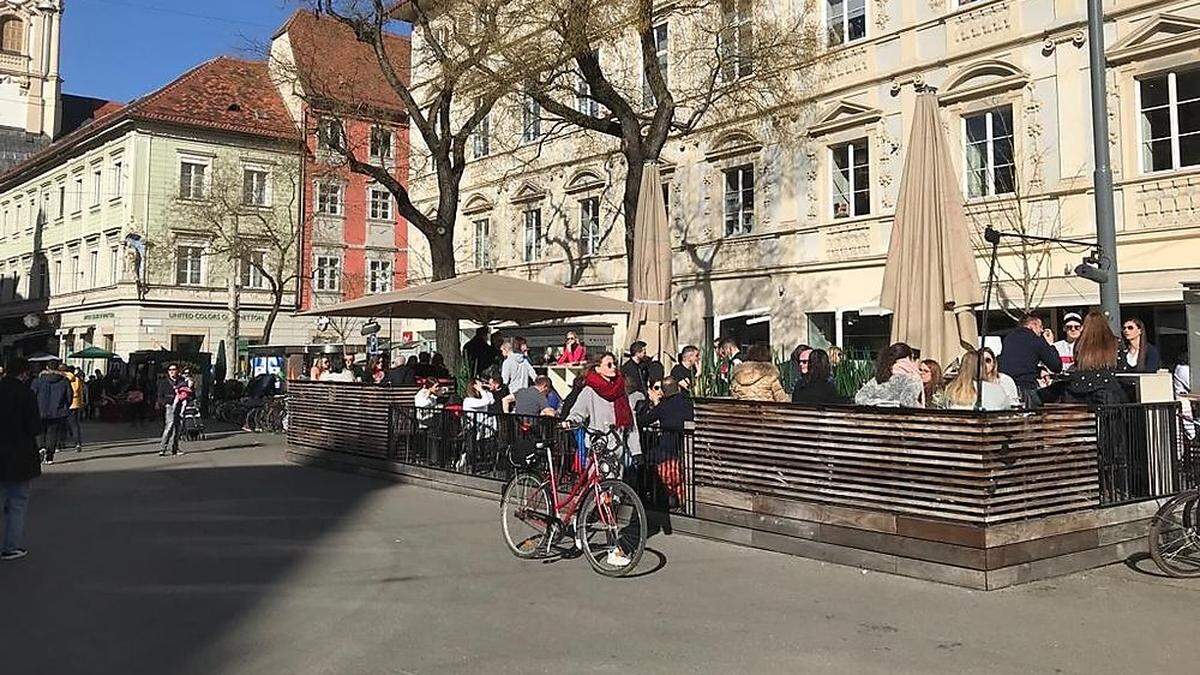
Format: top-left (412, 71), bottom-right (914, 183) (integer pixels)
top-left (980, 347), bottom-right (1021, 408)
top-left (1119, 318), bottom-right (1161, 373)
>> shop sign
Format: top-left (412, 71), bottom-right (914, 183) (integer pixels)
top-left (165, 311), bottom-right (266, 323)
top-left (82, 312), bottom-right (116, 322)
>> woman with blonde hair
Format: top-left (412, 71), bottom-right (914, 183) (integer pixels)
top-left (943, 351), bottom-right (1012, 411)
top-left (979, 347), bottom-right (1021, 408)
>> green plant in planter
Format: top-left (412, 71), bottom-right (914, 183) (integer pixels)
top-left (834, 358), bottom-right (874, 399)
top-left (693, 347), bottom-right (730, 398)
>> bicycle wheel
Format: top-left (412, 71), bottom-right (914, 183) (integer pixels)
top-left (1148, 489), bottom-right (1200, 577)
top-left (500, 473), bottom-right (553, 559)
top-left (576, 479), bottom-right (646, 577)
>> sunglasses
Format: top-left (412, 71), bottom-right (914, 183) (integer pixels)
top-left (651, 384), bottom-right (662, 390)
top-left (1122, 325), bottom-right (1137, 331)
top-left (1066, 324), bottom-right (1082, 330)
top-left (798, 359), bottom-right (809, 364)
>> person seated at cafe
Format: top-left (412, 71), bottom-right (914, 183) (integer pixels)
top-left (413, 352), bottom-right (435, 380)
top-left (786, 344), bottom-right (812, 392)
top-left (1119, 317), bottom-right (1161, 374)
top-left (1064, 310), bottom-right (1128, 406)
top-left (1053, 312), bottom-right (1084, 370)
top-left (919, 359), bottom-right (944, 408)
top-left (943, 351), bottom-right (1012, 411)
top-left (980, 347), bottom-right (1021, 408)
top-left (855, 342), bottom-right (924, 408)
top-left (414, 377), bottom-right (442, 409)
top-left (430, 353), bottom-right (452, 380)
top-left (384, 355), bottom-right (418, 387)
top-left (504, 376), bottom-right (556, 416)
top-left (319, 357), bottom-right (357, 383)
top-left (557, 331), bottom-right (588, 365)
top-left (730, 345), bottom-right (789, 402)
top-left (792, 349), bottom-right (845, 405)
top-left (998, 314), bottom-right (1062, 404)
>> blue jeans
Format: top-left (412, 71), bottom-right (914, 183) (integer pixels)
top-left (2, 480), bottom-right (31, 552)
top-left (160, 406), bottom-right (181, 454)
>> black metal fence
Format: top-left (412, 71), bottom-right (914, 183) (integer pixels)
top-left (385, 404), bottom-right (695, 515)
top-left (1095, 401), bottom-right (1199, 505)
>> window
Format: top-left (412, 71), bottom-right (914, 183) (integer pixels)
top-left (827, 0), bottom-right (866, 47)
top-left (111, 160), bottom-right (123, 199)
top-left (369, 187), bottom-right (393, 220)
top-left (471, 98), bottom-right (490, 159)
top-left (723, 164), bottom-right (755, 236)
top-left (88, 250), bottom-right (98, 288)
top-left (91, 167), bottom-right (102, 206)
top-left (576, 50), bottom-right (601, 117)
top-left (368, 259), bottom-right (392, 294)
top-left (662, 182), bottom-right (671, 218)
top-left (473, 218), bottom-right (491, 269)
top-left (1, 208), bottom-right (7, 236)
top-left (109, 245), bottom-right (119, 285)
top-left (522, 93), bottom-right (542, 144)
top-left (317, 118), bottom-right (343, 151)
top-left (68, 254), bottom-right (79, 292)
top-left (52, 258), bottom-right (61, 294)
top-left (72, 175), bottom-right (82, 212)
top-left (523, 208), bottom-right (543, 261)
top-left (243, 167), bottom-right (270, 207)
top-left (370, 126), bottom-right (393, 161)
top-left (175, 245), bottom-right (203, 285)
top-left (643, 23), bottom-right (669, 108)
top-left (179, 161), bottom-right (207, 200)
top-left (831, 139), bottom-right (870, 218)
top-left (14, 202), bottom-right (20, 231)
top-left (316, 182), bottom-right (343, 215)
top-left (240, 250), bottom-right (266, 289)
top-left (1139, 70), bottom-right (1200, 173)
top-left (0, 15), bottom-right (23, 54)
top-left (56, 184), bottom-right (64, 218)
top-left (580, 196), bottom-right (601, 255)
top-left (314, 255), bottom-right (341, 292)
top-left (719, 0), bottom-right (753, 82)
top-left (964, 106), bottom-right (1014, 198)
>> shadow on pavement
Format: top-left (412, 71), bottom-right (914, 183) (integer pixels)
top-left (0, 461), bottom-right (385, 674)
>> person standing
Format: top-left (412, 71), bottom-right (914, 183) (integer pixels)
top-left (1052, 312), bottom-right (1084, 370)
top-left (63, 365), bottom-right (86, 452)
top-left (730, 344), bottom-right (789, 402)
top-left (30, 361), bottom-right (72, 465)
top-left (670, 345), bottom-right (701, 395)
top-left (463, 326), bottom-right (495, 375)
top-left (717, 338), bottom-right (743, 387)
top-left (793, 350), bottom-right (846, 405)
top-left (641, 377), bottom-right (694, 506)
top-left (620, 341), bottom-right (651, 395)
top-left (501, 337), bottom-right (536, 391)
top-left (1119, 317), bottom-right (1161, 373)
top-left (156, 363), bottom-right (187, 457)
top-left (1, 358), bottom-right (42, 560)
top-left (998, 314), bottom-right (1062, 405)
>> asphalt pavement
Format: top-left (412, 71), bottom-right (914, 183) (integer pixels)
top-left (2, 422), bottom-right (1198, 675)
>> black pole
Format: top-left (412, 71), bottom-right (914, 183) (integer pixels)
top-left (976, 231), bottom-right (1001, 411)
top-left (1086, 0), bottom-right (1122, 334)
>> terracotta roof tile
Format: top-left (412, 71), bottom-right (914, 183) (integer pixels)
top-left (281, 10), bottom-right (410, 118)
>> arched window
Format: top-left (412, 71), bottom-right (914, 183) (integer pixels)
top-left (0, 15), bottom-right (23, 54)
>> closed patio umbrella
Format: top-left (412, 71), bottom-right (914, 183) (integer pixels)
top-left (626, 162), bottom-right (678, 367)
top-left (880, 92), bottom-right (983, 367)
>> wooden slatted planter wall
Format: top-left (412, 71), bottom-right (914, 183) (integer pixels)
top-left (692, 400), bottom-right (1099, 526)
top-left (287, 381), bottom-right (420, 458)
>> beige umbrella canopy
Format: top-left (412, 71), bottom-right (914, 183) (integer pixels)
top-left (626, 162), bottom-right (678, 367)
top-left (301, 272), bottom-right (632, 324)
top-left (880, 92), bottom-right (984, 366)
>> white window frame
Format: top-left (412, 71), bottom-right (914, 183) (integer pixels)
top-left (1137, 70), bottom-right (1200, 174)
top-left (962, 106), bottom-right (1015, 199)
top-left (68, 252), bottom-right (79, 292)
top-left (315, 181), bottom-right (344, 216)
top-left (72, 175), bottom-right (83, 213)
top-left (523, 207), bottom-right (543, 261)
top-left (826, 0), bottom-right (867, 47)
top-left (313, 254), bottom-right (341, 292)
top-left (175, 244), bottom-right (205, 286)
top-left (473, 217), bottom-right (491, 269)
top-left (240, 249), bottom-right (268, 290)
top-left (368, 258), bottom-right (393, 294)
top-left (317, 117), bottom-right (344, 152)
top-left (55, 183), bottom-right (64, 219)
top-left (643, 24), bottom-right (669, 108)
top-left (242, 166), bottom-right (272, 207)
top-left (369, 126), bottom-right (393, 161)
top-left (579, 196), bottom-right (601, 256)
top-left (472, 98), bottom-right (491, 159)
top-left (87, 249), bottom-right (98, 288)
top-left (179, 159), bottom-right (209, 201)
top-left (830, 138), bottom-right (871, 218)
top-left (109, 244), bottom-right (120, 285)
top-left (368, 186), bottom-right (393, 221)
top-left (90, 166), bottom-right (102, 206)
top-left (719, 0), bottom-right (753, 83)
top-left (111, 158), bottom-right (124, 200)
top-left (522, 93), bottom-right (542, 144)
top-left (723, 164), bottom-right (755, 236)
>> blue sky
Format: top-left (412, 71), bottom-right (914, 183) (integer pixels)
top-left (62, 0), bottom-right (301, 102)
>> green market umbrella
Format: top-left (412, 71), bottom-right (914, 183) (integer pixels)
top-left (68, 346), bottom-right (116, 359)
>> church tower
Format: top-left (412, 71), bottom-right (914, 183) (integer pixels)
top-left (0, 0), bottom-right (62, 146)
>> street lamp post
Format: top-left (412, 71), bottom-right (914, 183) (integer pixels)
top-left (1087, 0), bottom-right (1122, 335)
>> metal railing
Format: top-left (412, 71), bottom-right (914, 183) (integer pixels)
top-left (385, 404), bottom-right (695, 515)
top-left (1095, 401), bottom-right (1198, 505)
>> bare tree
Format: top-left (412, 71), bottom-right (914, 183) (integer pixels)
top-left (167, 158), bottom-right (303, 363)
top-left (493, 0), bottom-right (819, 296)
top-left (291, 0), bottom-right (526, 366)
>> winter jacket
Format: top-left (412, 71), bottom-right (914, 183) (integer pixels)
top-left (730, 362), bottom-right (789, 402)
top-left (31, 370), bottom-right (72, 420)
top-left (638, 393), bottom-right (694, 461)
top-left (0, 375), bottom-right (42, 482)
top-left (66, 371), bottom-right (86, 410)
top-left (791, 378), bottom-right (847, 405)
top-left (854, 373), bottom-right (924, 408)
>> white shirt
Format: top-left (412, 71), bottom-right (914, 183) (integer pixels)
top-left (319, 370), bottom-right (356, 383)
top-left (949, 381), bottom-right (1013, 411)
top-left (1052, 339), bottom-right (1075, 370)
top-left (461, 390), bottom-right (493, 413)
top-left (414, 388), bottom-right (438, 408)
top-left (996, 373), bottom-right (1021, 408)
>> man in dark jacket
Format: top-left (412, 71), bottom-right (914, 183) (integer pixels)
top-left (30, 360), bottom-right (72, 464)
top-left (1, 358), bottom-right (42, 560)
top-left (156, 363), bottom-right (187, 457)
top-left (640, 378), bottom-right (694, 508)
top-left (999, 314), bottom-right (1062, 401)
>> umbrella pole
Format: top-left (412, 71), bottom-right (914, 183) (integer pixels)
top-left (976, 236), bottom-right (1000, 411)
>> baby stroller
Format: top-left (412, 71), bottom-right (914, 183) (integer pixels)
top-left (181, 400), bottom-right (206, 441)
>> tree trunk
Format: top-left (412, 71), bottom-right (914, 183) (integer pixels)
top-left (622, 153), bottom-right (646, 302)
top-left (428, 233), bottom-right (460, 372)
top-left (262, 281), bottom-right (283, 345)
top-left (226, 264), bottom-right (241, 378)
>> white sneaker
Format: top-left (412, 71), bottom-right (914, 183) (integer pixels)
top-left (605, 549), bottom-right (631, 567)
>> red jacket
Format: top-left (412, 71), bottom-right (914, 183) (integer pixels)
top-left (557, 344), bottom-right (588, 365)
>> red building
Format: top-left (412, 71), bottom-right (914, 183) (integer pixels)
top-left (271, 11), bottom-right (409, 315)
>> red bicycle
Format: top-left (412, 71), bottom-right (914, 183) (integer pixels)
top-left (500, 426), bottom-right (647, 576)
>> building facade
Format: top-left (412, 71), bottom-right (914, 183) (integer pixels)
top-left (408, 0), bottom-right (1200, 363)
top-left (0, 0), bottom-right (63, 170)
